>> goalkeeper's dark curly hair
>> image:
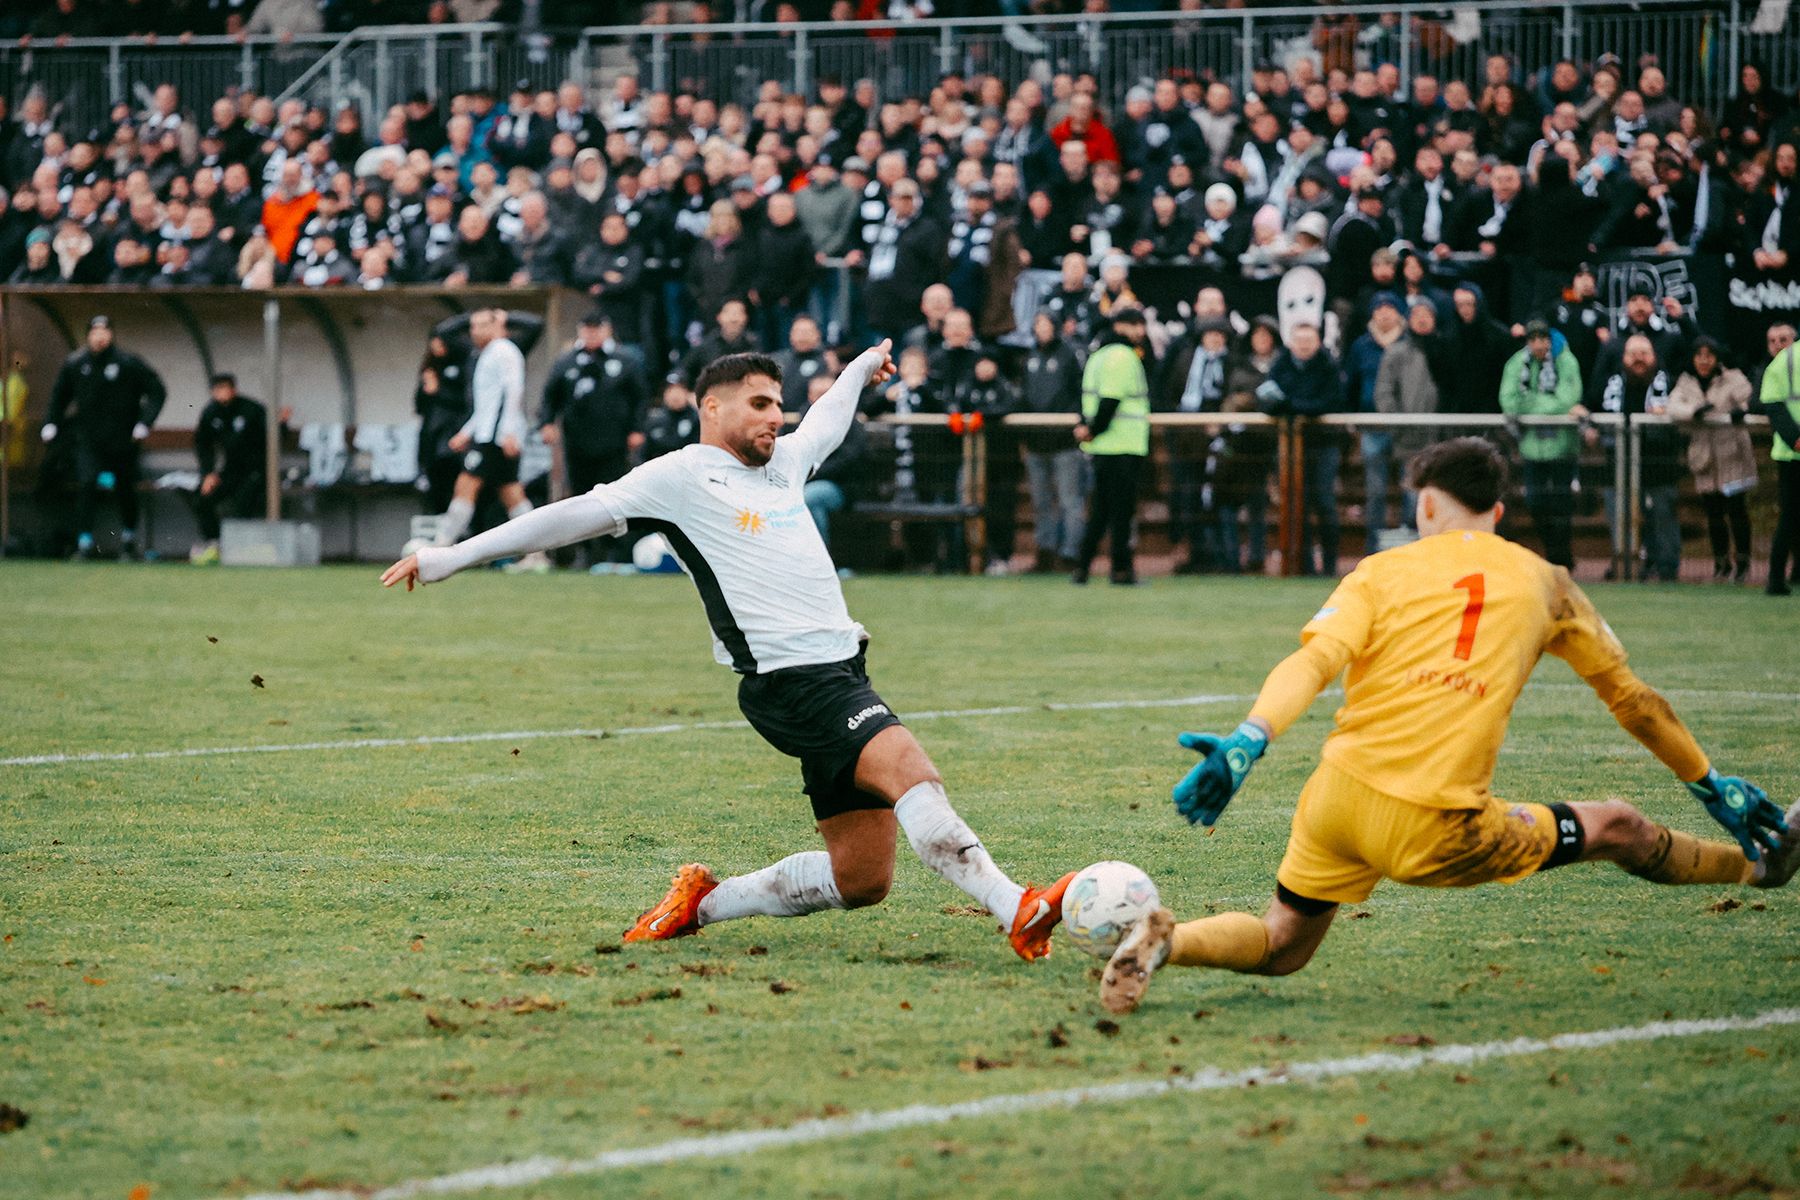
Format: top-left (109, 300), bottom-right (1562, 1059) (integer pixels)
top-left (1406, 437), bottom-right (1509, 514)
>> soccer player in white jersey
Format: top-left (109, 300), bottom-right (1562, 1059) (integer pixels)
top-left (382, 342), bottom-right (1076, 960)
top-left (417, 308), bottom-right (548, 570)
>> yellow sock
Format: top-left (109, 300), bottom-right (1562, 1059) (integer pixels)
top-left (1169, 912), bottom-right (1271, 972)
top-left (1630, 826), bottom-right (1755, 886)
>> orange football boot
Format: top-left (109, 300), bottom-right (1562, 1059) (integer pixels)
top-left (1008, 870), bottom-right (1077, 961)
top-left (621, 863), bottom-right (719, 943)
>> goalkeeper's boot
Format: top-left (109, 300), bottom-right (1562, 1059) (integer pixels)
top-left (1100, 907), bottom-right (1175, 1015)
top-left (1752, 801), bottom-right (1800, 890)
top-left (1008, 870), bottom-right (1077, 961)
top-left (622, 863), bottom-right (718, 942)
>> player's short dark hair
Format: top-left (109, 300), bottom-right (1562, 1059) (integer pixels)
top-left (1407, 437), bottom-right (1508, 514)
top-left (210, 372), bottom-right (236, 388)
top-left (694, 352), bottom-right (783, 402)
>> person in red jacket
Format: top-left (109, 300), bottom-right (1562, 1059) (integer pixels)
top-left (1050, 94), bottom-right (1120, 166)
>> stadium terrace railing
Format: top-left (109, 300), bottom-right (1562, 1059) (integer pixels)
top-left (1001, 410), bottom-right (1779, 584)
top-left (2, 0), bottom-right (1796, 134)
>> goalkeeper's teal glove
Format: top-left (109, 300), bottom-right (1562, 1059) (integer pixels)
top-left (1171, 722), bottom-right (1269, 827)
top-left (1685, 768), bottom-right (1788, 862)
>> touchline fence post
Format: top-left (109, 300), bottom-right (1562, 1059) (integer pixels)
top-left (966, 423), bottom-right (988, 575)
top-left (1627, 417), bottom-right (1644, 578)
top-left (263, 298), bottom-right (282, 524)
top-left (793, 27), bottom-right (810, 100)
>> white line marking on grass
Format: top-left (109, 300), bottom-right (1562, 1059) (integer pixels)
top-left (228, 1006), bottom-right (1800, 1200)
top-left (12, 683), bottom-right (1795, 770)
top-left (0, 692), bottom-right (1255, 768)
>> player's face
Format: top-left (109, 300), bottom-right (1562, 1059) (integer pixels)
top-left (706, 374), bottom-right (785, 467)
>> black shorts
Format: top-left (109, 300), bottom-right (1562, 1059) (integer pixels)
top-left (737, 649), bottom-right (904, 822)
top-left (461, 443), bottom-right (519, 487)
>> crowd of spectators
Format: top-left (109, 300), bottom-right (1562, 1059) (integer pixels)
top-left (2, 15), bottom-right (1799, 583)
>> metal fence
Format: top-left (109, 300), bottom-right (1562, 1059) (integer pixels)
top-left (2, 2), bottom-right (1796, 133)
top-left (930, 411), bottom-right (1783, 586)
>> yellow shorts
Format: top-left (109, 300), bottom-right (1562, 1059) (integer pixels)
top-left (1275, 761), bottom-right (1559, 905)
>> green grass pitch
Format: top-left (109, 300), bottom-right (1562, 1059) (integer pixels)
top-left (2, 564), bottom-right (1797, 1199)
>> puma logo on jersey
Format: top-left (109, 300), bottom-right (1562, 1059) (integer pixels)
top-left (847, 703), bottom-right (890, 730)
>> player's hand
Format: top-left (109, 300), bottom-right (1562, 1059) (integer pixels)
top-left (539, 424), bottom-right (560, 445)
top-left (201, 472), bottom-right (221, 496)
top-left (381, 554), bottom-right (421, 592)
top-left (1686, 769), bottom-right (1788, 862)
top-left (448, 432), bottom-right (472, 452)
top-left (859, 338), bottom-right (897, 388)
top-left (501, 435), bottom-right (520, 458)
top-left (1171, 721), bottom-right (1269, 827)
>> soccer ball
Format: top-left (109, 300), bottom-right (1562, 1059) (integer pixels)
top-left (1060, 861), bottom-right (1161, 959)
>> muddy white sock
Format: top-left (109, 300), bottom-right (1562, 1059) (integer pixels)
top-left (893, 781), bottom-right (1024, 927)
top-left (506, 499), bottom-right (534, 520)
top-left (435, 498), bottom-right (474, 545)
top-left (697, 851), bottom-right (845, 925)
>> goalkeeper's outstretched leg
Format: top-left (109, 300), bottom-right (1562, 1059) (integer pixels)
top-left (1101, 795), bottom-right (1799, 1015)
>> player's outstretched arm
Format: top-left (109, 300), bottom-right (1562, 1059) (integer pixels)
top-left (788, 339), bottom-right (896, 466)
top-left (1583, 664), bottom-right (1788, 860)
top-left (1172, 635), bottom-right (1352, 827)
top-left (379, 491), bottom-right (625, 590)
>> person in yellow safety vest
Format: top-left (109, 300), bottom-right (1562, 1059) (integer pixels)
top-left (1073, 304), bottom-right (1152, 586)
top-left (1760, 324), bottom-right (1800, 596)
top-left (2, 354), bottom-right (27, 474)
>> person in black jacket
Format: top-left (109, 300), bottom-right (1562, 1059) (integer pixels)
top-left (774, 315), bottom-right (833, 415)
top-left (862, 180), bottom-right (948, 342)
top-left (685, 203), bottom-right (756, 337)
top-left (751, 191), bottom-right (817, 352)
top-left (1260, 322), bottom-right (1347, 576)
top-left (40, 315), bottom-right (167, 559)
top-left (414, 332), bottom-right (471, 513)
top-left (1019, 310), bottom-right (1088, 572)
top-left (1589, 333), bottom-right (1682, 581)
top-left (445, 205), bottom-right (517, 286)
top-left (640, 380), bottom-right (701, 461)
top-left (189, 373), bottom-right (267, 562)
top-left (572, 212), bottom-right (648, 348)
top-left (678, 299), bottom-right (760, 388)
top-left (540, 312), bottom-right (649, 567)
top-left (1445, 283), bottom-right (1519, 414)
top-left (951, 353), bottom-right (1021, 574)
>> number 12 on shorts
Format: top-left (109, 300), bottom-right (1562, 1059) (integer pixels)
top-left (1452, 573), bottom-right (1485, 661)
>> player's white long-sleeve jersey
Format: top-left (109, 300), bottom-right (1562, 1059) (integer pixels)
top-left (416, 351), bottom-right (881, 673)
top-left (459, 337), bottom-right (528, 445)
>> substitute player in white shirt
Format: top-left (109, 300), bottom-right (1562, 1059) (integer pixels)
top-left (419, 308), bottom-right (548, 569)
top-left (382, 342), bottom-right (1076, 960)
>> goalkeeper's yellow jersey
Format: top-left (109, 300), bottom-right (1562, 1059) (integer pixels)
top-left (1297, 531), bottom-right (1627, 810)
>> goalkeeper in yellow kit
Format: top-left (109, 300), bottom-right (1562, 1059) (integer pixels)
top-left (1102, 438), bottom-right (1797, 1015)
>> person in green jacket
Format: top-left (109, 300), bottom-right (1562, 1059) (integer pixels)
top-left (1499, 319), bottom-right (1587, 568)
top-left (1760, 326), bottom-right (1800, 596)
top-left (1073, 305), bottom-right (1152, 586)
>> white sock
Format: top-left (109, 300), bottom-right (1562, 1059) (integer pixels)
top-left (435, 498), bottom-right (474, 545)
top-left (507, 499), bottom-right (534, 520)
top-left (893, 782), bottom-right (1025, 927)
top-left (696, 851), bottom-right (845, 925)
